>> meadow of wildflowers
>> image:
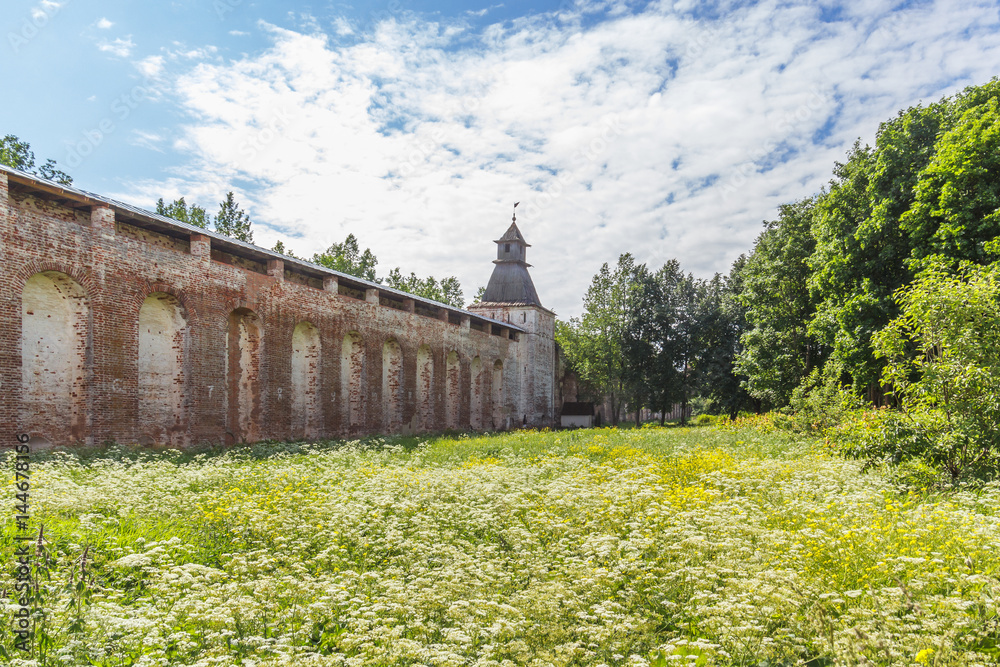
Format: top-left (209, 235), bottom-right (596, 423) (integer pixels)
top-left (2, 426), bottom-right (999, 666)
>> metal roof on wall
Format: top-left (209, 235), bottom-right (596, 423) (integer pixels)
top-left (0, 164), bottom-right (524, 333)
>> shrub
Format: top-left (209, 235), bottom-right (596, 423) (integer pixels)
top-left (716, 411), bottom-right (779, 433)
top-left (871, 253), bottom-right (1000, 482)
top-left (784, 365), bottom-right (866, 433)
top-left (834, 409), bottom-right (938, 467)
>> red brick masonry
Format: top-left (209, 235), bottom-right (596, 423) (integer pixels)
top-left (1, 167), bottom-right (555, 448)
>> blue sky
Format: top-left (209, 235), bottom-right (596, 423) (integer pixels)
top-left (4, 0), bottom-right (1000, 316)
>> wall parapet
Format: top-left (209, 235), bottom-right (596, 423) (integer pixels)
top-left (0, 165), bottom-right (521, 338)
top-left (0, 164), bottom-right (554, 447)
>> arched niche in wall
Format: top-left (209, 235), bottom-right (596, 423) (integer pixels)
top-left (341, 331), bottom-right (365, 432)
top-left (226, 308), bottom-right (261, 444)
top-left (138, 292), bottom-right (189, 446)
top-left (21, 271), bottom-right (90, 444)
top-left (291, 321), bottom-right (321, 440)
top-left (382, 338), bottom-right (403, 432)
top-left (416, 344), bottom-right (434, 431)
top-left (492, 359), bottom-right (504, 430)
top-left (470, 356), bottom-right (483, 430)
top-left (445, 350), bottom-right (460, 430)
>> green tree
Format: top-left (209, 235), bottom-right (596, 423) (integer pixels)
top-left (694, 271), bottom-right (755, 419)
top-left (736, 199), bottom-right (823, 408)
top-left (214, 191), bottom-right (254, 243)
top-left (473, 285), bottom-right (487, 304)
top-left (557, 254), bottom-right (640, 425)
top-left (808, 102), bottom-right (944, 400)
top-left (624, 260), bottom-right (698, 424)
top-left (902, 95), bottom-right (1000, 266)
top-left (670, 271), bottom-right (707, 424)
top-left (622, 261), bottom-right (676, 424)
top-left (271, 240), bottom-right (297, 258)
top-left (312, 233), bottom-right (379, 282)
top-left (0, 134), bottom-right (72, 185)
top-left (385, 268), bottom-right (464, 308)
top-left (155, 197), bottom-right (209, 229)
top-left (864, 249), bottom-right (1000, 480)
top-left (807, 80), bottom-right (1000, 402)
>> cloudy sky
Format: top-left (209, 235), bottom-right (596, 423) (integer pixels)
top-left (4, 0), bottom-right (1000, 316)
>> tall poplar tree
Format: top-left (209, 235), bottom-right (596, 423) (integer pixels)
top-left (156, 197), bottom-right (209, 228)
top-left (214, 191), bottom-right (254, 243)
top-left (557, 254), bottom-right (640, 425)
top-left (312, 233), bottom-right (379, 281)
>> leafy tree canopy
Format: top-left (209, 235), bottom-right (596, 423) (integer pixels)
top-left (805, 79), bottom-right (1000, 401)
top-left (0, 134), bottom-right (72, 185)
top-left (214, 191), bottom-right (254, 243)
top-left (695, 271), bottom-right (755, 419)
top-left (851, 245), bottom-right (1000, 480)
top-left (903, 95), bottom-right (1000, 267)
top-left (735, 199), bottom-right (823, 408)
top-left (385, 268), bottom-right (464, 308)
top-left (271, 240), bottom-right (297, 258)
top-left (558, 254), bottom-right (642, 425)
top-left (312, 233), bottom-right (379, 282)
top-left (155, 197), bottom-right (209, 229)
top-left (312, 234), bottom-right (467, 307)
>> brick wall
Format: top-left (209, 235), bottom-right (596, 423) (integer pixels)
top-left (1, 174), bottom-right (539, 447)
top-left (468, 304), bottom-right (557, 428)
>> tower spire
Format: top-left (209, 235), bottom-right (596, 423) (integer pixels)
top-left (478, 210), bottom-right (541, 306)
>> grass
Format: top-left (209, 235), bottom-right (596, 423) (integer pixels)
top-left (2, 426), bottom-right (999, 666)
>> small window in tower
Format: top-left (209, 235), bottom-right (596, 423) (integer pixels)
top-left (505, 243), bottom-right (511, 253)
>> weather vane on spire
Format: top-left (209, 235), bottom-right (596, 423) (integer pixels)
top-left (512, 201), bottom-right (519, 223)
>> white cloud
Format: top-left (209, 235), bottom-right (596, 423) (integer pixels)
top-left (98, 36), bottom-right (135, 58)
top-left (96, 17), bottom-right (113, 29)
top-left (130, 0), bottom-right (1000, 316)
top-left (288, 11), bottom-right (321, 32)
top-left (332, 17), bottom-right (354, 36)
top-left (131, 130), bottom-right (166, 152)
top-left (229, 30), bottom-right (250, 36)
top-left (136, 55), bottom-right (165, 78)
top-left (175, 46), bottom-right (218, 60)
top-left (30, 0), bottom-right (61, 21)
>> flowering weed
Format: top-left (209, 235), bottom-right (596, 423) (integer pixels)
top-left (1, 427), bottom-right (998, 665)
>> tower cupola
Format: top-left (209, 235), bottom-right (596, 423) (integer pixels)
top-left (495, 222), bottom-right (530, 264)
top-left (480, 214), bottom-right (542, 306)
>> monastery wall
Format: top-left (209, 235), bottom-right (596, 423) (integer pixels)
top-left (0, 169), bottom-right (541, 448)
top-left (467, 304), bottom-right (556, 427)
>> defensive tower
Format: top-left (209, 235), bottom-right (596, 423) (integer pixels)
top-left (469, 212), bottom-right (556, 427)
